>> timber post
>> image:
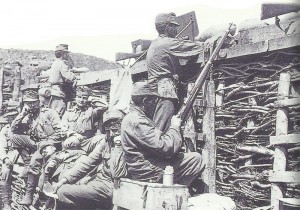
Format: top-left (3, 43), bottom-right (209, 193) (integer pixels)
top-left (12, 62), bottom-right (21, 102)
top-left (202, 79), bottom-right (216, 193)
top-left (271, 72), bottom-right (289, 210)
top-left (0, 62), bottom-right (3, 113)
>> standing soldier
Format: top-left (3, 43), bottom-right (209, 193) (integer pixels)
top-left (48, 44), bottom-right (78, 117)
top-left (147, 12), bottom-right (202, 133)
top-left (9, 89), bottom-right (63, 206)
top-left (61, 86), bottom-right (108, 153)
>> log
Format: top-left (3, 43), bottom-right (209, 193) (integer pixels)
top-left (202, 80), bottom-right (216, 193)
top-left (236, 145), bottom-right (275, 156)
top-left (0, 63), bottom-right (3, 112)
top-left (270, 134), bottom-right (300, 145)
top-left (272, 72), bottom-right (290, 210)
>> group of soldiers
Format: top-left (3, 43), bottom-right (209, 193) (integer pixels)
top-left (1, 12), bottom-right (205, 210)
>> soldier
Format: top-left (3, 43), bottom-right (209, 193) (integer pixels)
top-left (51, 110), bottom-right (127, 210)
top-left (9, 89), bottom-right (63, 205)
top-left (48, 44), bottom-right (78, 117)
top-left (0, 112), bottom-right (18, 210)
top-left (147, 12), bottom-right (202, 133)
top-left (121, 81), bottom-right (204, 186)
top-left (61, 85), bottom-right (108, 153)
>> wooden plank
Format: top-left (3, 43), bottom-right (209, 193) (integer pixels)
top-left (202, 80), bottom-right (216, 193)
top-left (272, 72), bottom-right (291, 210)
top-left (270, 134), bottom-right (300, 145)
top-left (268, 34), bottom-right (300, 52)
top-left (269, 171), bottom-right (300, 183)
top-left (12, 63), bottom-right (21, 101)
top-left (0, 63), bottom-right (3, 112)
top-left (274, 98), bottom-right (300, 107)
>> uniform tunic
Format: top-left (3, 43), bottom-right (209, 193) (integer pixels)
top-left (61, 106), bottom-right (105, 153)
top-left (48, 59), bottom-right (76, 117)
top-left (121, 105), bottom-right (204, 186)
top-left (10, 108), bottom-right (63, 174)
top-left (56, 136), bottom-right (127, 209)
top-left (147, 35), bottom-right (202, 132)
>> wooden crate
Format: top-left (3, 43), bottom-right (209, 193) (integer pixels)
top-left (113, 178), bottom-right (189, 210)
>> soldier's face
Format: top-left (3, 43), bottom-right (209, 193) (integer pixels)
top-left (143, 96), bottom-right (159, 119)
top-left (166, 24), bottom-right (178, 38)
top-left (24, 100), bottom-right (40, 112)
top-left (76, 94), bottom-right (89, 107)
top-left (41, 145), bottom-right (56, 158)
top-left (105, 120), bottom-right (121, 138)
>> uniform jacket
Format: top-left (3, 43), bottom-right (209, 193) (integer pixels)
top-left (38, 149), bottom-right (86, 189)
top-left (61, 106), bottom-right (105, 139)
top-left (62, 135), bottom-right (127, 184)
top-left (121, 105), bottom-right (182, 182)
top-left (11, 108), bottom-right (63, 143)
top-left (48, 59), bottom-right (76, 98)
top-left (147, 35), bottom-right (202, 99)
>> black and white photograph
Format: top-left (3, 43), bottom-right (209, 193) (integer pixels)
top-left (0, 0), bottom-right (299, 210)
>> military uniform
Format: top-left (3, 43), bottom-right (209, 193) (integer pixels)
top-left (147, 13), bottom-right (202, 133)
top-left (121, 81), bottom-right (204, 186)
top-left (9, 90), bottom-right (63, 205)
top-left (61, 87), bottom-right (108, 153)
top-left (56, 111), bottom-right (127, 210)
top-left (48, 44), bottom-right (77, 117)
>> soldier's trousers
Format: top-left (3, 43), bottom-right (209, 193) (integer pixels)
top-left (63, 134), bottom-right (104, 154)
top-left (9, 134), bottom-right (43, 175)
top-left (130, 152), bottom-right (205, 186)
top-left (49, 96), bottom-right (66, 118)
top-left (56, 177), bottom-right (113, 210)
top-left (153, 98), bottom-right (176, 134)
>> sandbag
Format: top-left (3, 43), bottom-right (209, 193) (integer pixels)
top-left (188, 193), bottom-right (236, 210)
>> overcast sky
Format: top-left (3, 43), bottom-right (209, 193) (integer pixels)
top-left (0, 0), bottom-right (298, 62)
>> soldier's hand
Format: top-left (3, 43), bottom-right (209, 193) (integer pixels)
top-left (170, 115), bottom-right (182, 128)
top-left (20, 105), bottom-right (30, 117)
top-left (53, 178), bottom-right (67, 192)
top-left (3, 158), bottom-right (12, 168)
top-left (45, 160), bottom-right (56, 172)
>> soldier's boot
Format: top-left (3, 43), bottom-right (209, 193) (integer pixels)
top-left (1, 181), bottom-right (12, 210)
top-left (18, 173), bottom-right (38, 205)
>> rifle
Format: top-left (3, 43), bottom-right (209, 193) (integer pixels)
top-left (177, 23), bottom-right (234, 122)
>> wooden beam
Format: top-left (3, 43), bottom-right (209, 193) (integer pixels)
top-left (202, 80), bottom-right (216, 193)
top-left (271, 72), bottom-right (291, 210)
top-left (269, 171), bottom-right (300, 183)
top-left (0, 63), bottom-right (3, 112)
top-left (274, 98), bottom-right (300, 107)
top-left (270, 134), bottom-right (300, 145)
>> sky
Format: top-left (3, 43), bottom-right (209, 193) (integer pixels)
top-left (0, 0), bottom-right (298, 62)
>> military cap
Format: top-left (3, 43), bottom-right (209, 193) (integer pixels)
top-left (155, 12), bottom-right (180, 26)
top-left (4, 64), bottom-right (12, 70)
top-left (131, 81), bottom-right (158, 96)
top-left (0, 116), bottom-right (9, 124)
top-left (39, 140), bottom-right (56, 154)
top-left (103, 109), bottom-right (125, 127)
top-left (38, 87), bottom-right (51, 98)
top-left (55, 44), bottom-right (69, 52)
top-left (22, 90), bottom-right (39, 102)
top-left (76, 86), bottom-right (92, 97)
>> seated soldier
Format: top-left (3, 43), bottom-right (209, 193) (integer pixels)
top-left (121, 81), bottom-right (205, 186)
top-left (61, 85), bottom-right (108, 153)
top-left (51, 110), bottom-right (127, 210)
top-left (37, 140), bottom-right (86, 192)
top-left (9, 89), bottom-right (64, 206)
top-left (0, 112), bottom-right (19, 210)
